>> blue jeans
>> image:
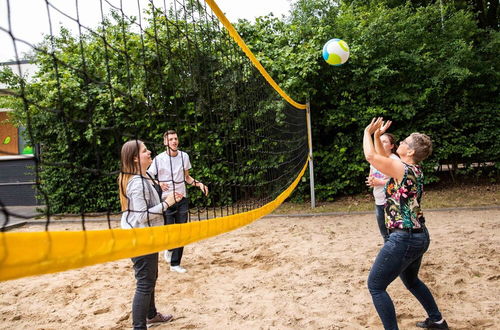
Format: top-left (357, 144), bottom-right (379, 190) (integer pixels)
top-left (131, 253), bottom-right (158, 330)
top-left (375, 205), bottom-right (389, 242)
top-left (367, 229), bottom-right (442, 330)
top-left (165, 197), bottom-right (189, 266)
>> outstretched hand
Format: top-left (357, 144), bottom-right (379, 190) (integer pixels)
top-left (365, 117), bottom-right (383, 135)
top-left (365, 117), bottom-right (392, 136)
top-left (378, 119), bottom-right (392, 135)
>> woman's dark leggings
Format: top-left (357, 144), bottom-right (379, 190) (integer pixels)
top-left (131, 252), bottom-right (158, 330)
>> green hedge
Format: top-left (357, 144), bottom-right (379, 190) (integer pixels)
top-left (1, 1), bottom-right (498, 210)
top-left (236, 1), bottom-right (499, 201)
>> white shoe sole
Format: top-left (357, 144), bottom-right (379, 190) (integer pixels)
top-left (170, 266), bottom-right (187, 273)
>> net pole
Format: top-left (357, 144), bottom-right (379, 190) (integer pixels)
top-left (306, 101), bottom-right (315, 208)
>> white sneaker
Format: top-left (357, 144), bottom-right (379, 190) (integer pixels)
top-left (163, 250), bottom-right (172, 263)
top-left (170, 265), bottom-right (187, 273)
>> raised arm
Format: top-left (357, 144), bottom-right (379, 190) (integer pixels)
top-left (364, 118), bottom-right (404, 182)
top-left (373, 119), bottom-right (392, 156)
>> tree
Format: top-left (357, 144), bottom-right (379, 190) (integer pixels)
top-left (2, 5), bottom-right (307, 213)
top-left (239, 1), bottom-right (499, 200)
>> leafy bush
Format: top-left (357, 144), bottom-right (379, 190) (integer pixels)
top-left (237, 1), bottom-right (499, 200)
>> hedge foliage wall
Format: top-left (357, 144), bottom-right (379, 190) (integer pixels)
top-left (1, 0), bottom-right (498, 210)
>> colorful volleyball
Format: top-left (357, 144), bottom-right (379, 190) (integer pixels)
top-left (322, 38), bottom-right (350, 66)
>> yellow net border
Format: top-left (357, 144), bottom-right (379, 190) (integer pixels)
top-left (0, 0), bottom-right (309, 282)
top-left (204, 0), bottom-right (306, 110)
top-left (0, 157), bottom-right (308, 281)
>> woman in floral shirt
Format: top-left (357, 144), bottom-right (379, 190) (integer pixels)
top-left (363, 118), bottom-right (448, 330)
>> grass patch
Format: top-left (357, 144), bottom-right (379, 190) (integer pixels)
top-left (274, 181), bottom-right (500, 215)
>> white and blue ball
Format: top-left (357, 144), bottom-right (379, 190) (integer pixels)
top-left (322, 38), bottom-right (350, 66)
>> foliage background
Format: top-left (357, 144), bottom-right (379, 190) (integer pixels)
top-left (1, 0), bottom-right (498, 211)
top-left (1, 5), bottom-right (308, 213)
top-left (236, 0), bottom-right (499, 201)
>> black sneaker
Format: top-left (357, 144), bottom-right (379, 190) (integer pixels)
top-left (416, 318), bottom-right (449, 329)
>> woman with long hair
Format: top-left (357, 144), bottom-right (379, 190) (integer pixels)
top-left (118, 139), bottom-right (183, 329)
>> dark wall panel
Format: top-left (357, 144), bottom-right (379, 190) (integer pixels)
top-left (0, 158), bottom-right (37, 206)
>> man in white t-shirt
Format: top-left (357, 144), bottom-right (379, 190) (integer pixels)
top-left (148, 130), bottom-right (208, 273)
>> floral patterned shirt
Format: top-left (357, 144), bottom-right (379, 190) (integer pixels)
top-left (384, 163), bottom-right (425, 229)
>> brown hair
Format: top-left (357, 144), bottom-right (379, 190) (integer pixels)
top-left (382, 133), bottom-right (397, 154)
top-left (409, 133), bottom-right (432, 163)
top-left (163, 130), bottom-right (177, 139)
top-left (118, 140), bottom-right (144, 211)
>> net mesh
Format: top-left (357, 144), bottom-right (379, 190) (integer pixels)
top-left (0, 0), bottom-right (308, 280)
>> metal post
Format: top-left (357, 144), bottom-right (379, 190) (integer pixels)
top-left (306, 101), bottom-right (316, 208)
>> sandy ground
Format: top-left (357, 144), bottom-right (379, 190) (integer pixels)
top-left (0, 208), bottom-right (499, 329)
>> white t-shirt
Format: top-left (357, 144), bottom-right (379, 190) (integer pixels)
top-left (148, 150), bottom-right (192, 198)
top-left (371, 153), bottom-right (400, 205)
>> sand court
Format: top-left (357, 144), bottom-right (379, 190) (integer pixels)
top-left (0, 208), bottom-right (498, 329)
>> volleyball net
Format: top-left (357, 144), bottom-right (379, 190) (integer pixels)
top-left (0, 0), bottom-right (308, 281)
